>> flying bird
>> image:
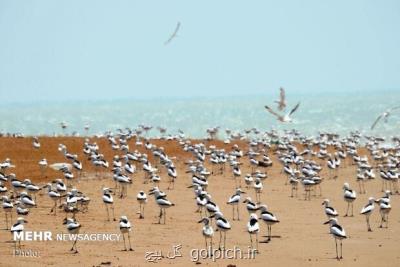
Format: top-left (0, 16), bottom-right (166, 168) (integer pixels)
top-left (164, 22), bottom-right (181, 45)
top-left (370, 106), bottom-right (400, 130)
top-left (274, 87), bottom-right (286, 111)
top-left (264, 102), bottom-right (300, 123)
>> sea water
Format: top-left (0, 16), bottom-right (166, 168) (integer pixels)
top-left (1, 90), bottom-right (399, 139)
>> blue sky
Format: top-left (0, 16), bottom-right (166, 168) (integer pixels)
top-left (0, 0), bottom-right (399, 102)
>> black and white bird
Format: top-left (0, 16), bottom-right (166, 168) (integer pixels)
top-left (102, 188), bottom-right (116, 221)
top-left (64, 218), bottom-right (81, 253)
top-left (259, 204), bottom-right (279, 242)
top-left (210, 211), bottom-right (231, 251)
top-left (2, 195), bottom-right (14, 229)
top-left (243, 197), bottom-right (259, 214)
top-left (253, 178), bottom-right (263, 204)
top-left (324, 218), bottom-right (347, 260)
top-left (360, 197), bottom-right (375, 232)
top-left (20, 191), bottom-right (36, 208)
top-left (198, 217), bottom-right (214, 253)
top-left (227, 188), bottom-right (245, 220)
top-left (322, 199), bottom-right (339, 219)
top-left (119, 215), bottom-right (133, 251)
top-left (376, 191), bottom-right (391, 228)
top-left (136, 190), bottom-right (147, 219)
top-left (32, 137), bottom-right (40, 149)
top-left (44, 183), bottom-right (61, 215)
top-left (149, 187), bottom-right (174, 224)
top-left (11, 217), bottom-right (28, 249)
top-left (343, 183), bottom-right (357, 217)
top-left (247, 213), bottom-right (260, 252)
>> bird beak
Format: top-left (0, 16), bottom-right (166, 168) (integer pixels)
top-left (209, 214), bottom-right (215, 218)
top-left (197, 219), bottom-right (204, 223)
top-left (321, 202), bottom-right (324, 205)
top-left (323, 221), bottom-right (330, 225)
top-left (148, 191), bottom-right (154, 195)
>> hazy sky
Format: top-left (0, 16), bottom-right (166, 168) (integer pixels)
top-left (0, 0), bottom-right (399, 102)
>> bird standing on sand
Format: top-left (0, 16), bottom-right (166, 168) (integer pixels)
top-left (253, 178), bottom-right (263, 204)
top-left (103, 188), bottom-right (116, 221)
top-left (149, 187), bottom-right (174, 224)
top-left (227, 188), bottom-right (245, 221)
top-left (259, 204), bottom-right (279, 242)
top-left (11, 217), bottom-right (28, 249)
top-left (210, 211), bottom-right (231, 251)
top-left (136, 190), bottom-right (147, 219)
top-left (119, 216), bottom-right (133, 251)
top-left (376, 191), bottom-right (391, 228)
top-left (2, 196), bottom-right (13, 229)
top-left (360, 197), bottom-right (375, 232)
top-left (343, 183), bottom-right (357, 217)
top-left (64, 218), bottom-right (81, 253)
top-left (44, 183), bottom-right (61, 215)
top-left (198, 217), bottom-right (214, 253)
top-left (324, 218), bottom-right (346, 260)
top-left (247, 213), bottom-right (260, 252)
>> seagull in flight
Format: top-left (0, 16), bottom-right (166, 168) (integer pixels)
top-left (371, 106), bottom-right (400, 130)
top-left (164, 22), bottom-right (181, 45)
top-left (274, 87), bottom-right (286, 111)
top-left (265, 102), bottom-right (300, 123)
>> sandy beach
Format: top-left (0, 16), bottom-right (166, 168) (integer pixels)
top-left (0, 136), bottom-right (398, 267)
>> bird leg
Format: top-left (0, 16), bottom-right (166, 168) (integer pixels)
top-left (122, 233), bottom-right (127, 251)
top-left (344, 203), bottom-right (349, 217)
top-left (367, 216), bottom-right (372, 232)
top-left (351, 203), bottom-right (354, 217)
top-left (158, 208), bottom-right (162, 224)
top-left (111, 204), bottom-right (116, 221)
top-left (218, 231), bottom-right (222, 250)
top-left (335, 239), bottom-right (339, 260)
top-left (128, 232), bottom-right (133, 251)
top-left (105, 204), bottom-right (110, 221)
top-left (340, 240), bottom-right (343, 259)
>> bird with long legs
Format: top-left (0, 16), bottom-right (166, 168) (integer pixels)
top-left (227, 188), bottom-right (245, 221)
top-left (259, 204), bottom-right (279, 242)
top-left (247, 213), bottom-right (259, 252)
top-left (360, 197), bottom-right (375, 232)
top-left (2, 195), bottom-right (13, 229)
top-left (102, 188), bottom-right (116, 221)
top-left (324, 218), bottom-right (346, 260)
top-left (210, 211), bottom-right (231, 251)
top-left (343, 183), bottom-right (357, 217)
top-left (149, 187), bottom-right (174, 224)
top-left (11, 217), bottom-right (27, 250)
top-left (198, 217), bottom-right (214, 255)
top-left (136, 190), bottom-right (147, 219)
top-left (119, 216), bottom-right (133, 251)
top-left (64, 218), bottom-right (81, 253)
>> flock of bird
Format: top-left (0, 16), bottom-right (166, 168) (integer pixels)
top-left (0, 88), bottom-right (398, 262)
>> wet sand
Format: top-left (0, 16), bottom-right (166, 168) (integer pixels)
top-left (0, 137), bottom-right (399, 267)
